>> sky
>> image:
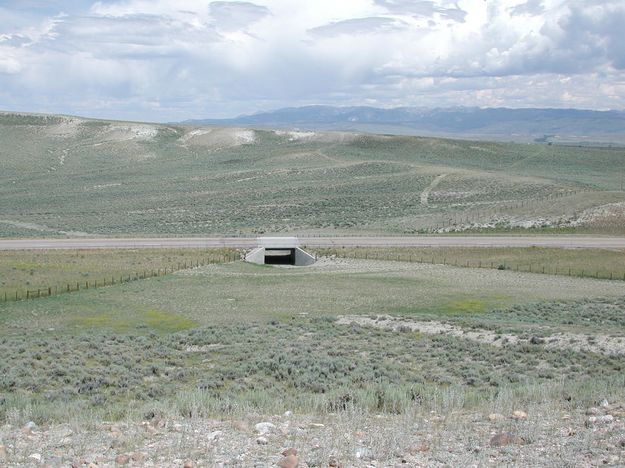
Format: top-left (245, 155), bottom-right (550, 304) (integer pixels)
top-left (0, 0), bottom-right (624, 121)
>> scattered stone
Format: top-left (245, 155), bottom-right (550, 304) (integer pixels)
top-left (255, 422), bottom-right (276, 435)
top-left (587, 415), bottom-right (614, 426)
top-left (183, 460), bottom-right (195, 468)
top-left (207, 430), bottom-right (223, 441)
top-left (282, 448), bottom-right (297, 457)
top-left (131, 452), bottom-right (146, 462)
top-left (25, 421), bottom-right (38, 431)
top-left (490, 432), bottom-right (523, 447)
top-left (256, 436), bottom-right (269, 445)
top-left (276, 454), bottom-right (299, 468)
top-left (328, 456), bottom-right (341, 467)
top-left (355, 447), bottom-right (373, 459)
top-left (606, 455), bottom-right (620, 465)
top-left (512, 410), bottom-right (528, 420)
top-left (115, 454), bottom-right (130, 465)
top-left (488, 413), bottom-right (504, 422)
top-left (28, 453), bottom-right (43, 463)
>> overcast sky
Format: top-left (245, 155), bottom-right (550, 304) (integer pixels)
top-left (1, 0), bottom-right (624, 121)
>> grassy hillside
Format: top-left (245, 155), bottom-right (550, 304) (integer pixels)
top-left (1, 112), bottom-right (624, 237)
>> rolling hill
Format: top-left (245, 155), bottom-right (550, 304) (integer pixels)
top-left (1, 111), bottom-right (624, 237)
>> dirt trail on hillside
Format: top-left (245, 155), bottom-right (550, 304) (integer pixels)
top-left (420, 173), bottom-right (448, 206)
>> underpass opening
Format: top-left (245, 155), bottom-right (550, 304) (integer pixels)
top-left (264, 248), bottom-right (296, 265)
top-left (245, 237), bottom-right (316, 266)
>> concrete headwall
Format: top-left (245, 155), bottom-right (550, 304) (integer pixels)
top-left (294, 247), bottom-right (316, 266)
top-left (245, 246), bottom-right (315, 266)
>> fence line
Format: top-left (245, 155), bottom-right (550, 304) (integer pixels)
top-left (323, 249), bottom-right (625, 282)
top-left (2, 251), bottom-right (239, 303)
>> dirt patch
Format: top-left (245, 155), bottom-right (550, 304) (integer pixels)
top-left (421, 173), bottom-right (448, 206)
top-left (336, 314), bottom-right (625, 355)
top-left (0, 219), bottom-right (92, 237)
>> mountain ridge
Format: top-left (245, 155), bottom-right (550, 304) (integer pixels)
top-left (181, 106), bottom-right (625, 144)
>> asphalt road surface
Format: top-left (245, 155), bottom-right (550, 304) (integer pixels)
top-left (1, 236), bottom-right (625, 250)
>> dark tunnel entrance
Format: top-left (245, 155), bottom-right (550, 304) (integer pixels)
top-left (264, 248), bottom-right (296, 265)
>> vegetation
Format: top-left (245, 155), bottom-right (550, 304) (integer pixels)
top-left (1, 113), bottom-right (624, 237)
top-left (0, 257), bottom-right (623, 423)
top-left (314, 246), bottom-right (625, 281)
top-left (0, 248), bottom-right (237, 301)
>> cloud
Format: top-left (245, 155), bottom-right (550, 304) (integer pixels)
top-left (0, 0), bottom-right (624, 120)
top-left (308, 17), bottom-right (405, 37)
top-left (209, 1), bottom-right (270, 31)
top-left (0, 52), bottom-right (22, 74)
top-left (375, 0), bottom-right (467, 22)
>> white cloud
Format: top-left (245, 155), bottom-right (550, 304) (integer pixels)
top-left (0, 0), bottom-right (623, 120)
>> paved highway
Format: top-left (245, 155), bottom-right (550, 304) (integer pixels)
top-left (1, 236), bottom-right (625, 250)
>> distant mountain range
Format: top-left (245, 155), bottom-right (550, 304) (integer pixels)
top-left (181, 106), bottom-right (625, 144)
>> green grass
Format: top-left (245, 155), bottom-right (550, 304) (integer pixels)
top-left (315, 246), bottom-right (625, 281)
top-left (73, 309), bottom-right (197, 334)
top-left (0, 248), bottom-right (236, 301)
top-left (0, 258), bottom-right (624, 422)
top-left (1, 112), bottom-right (624, 237)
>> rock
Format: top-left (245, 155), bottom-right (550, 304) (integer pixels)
top-left (255, 422), bottom-right (276, 434)
top-left (587, 414), bottom-right (614, 426)
top-left (207, 430), bottom-right (223, 441)
top-left (256, 436), bottom-right (269, 445)
top-left (490, 432), bottom-right (523, 447)
top-left (183, 460), bottom-right (195, 468)
top-left (25, 421), bottom-right (38, 431)
top-left (601, 399), bottom-right (610, 408)
top-left (282, 448), bottom-right (297, 456)
top-left (488, 413), bottom-right (504, 422)
top-left (29, 453), bottom-right (43, 463)
top-left (0, 445), bottom-right (6, 460)
top-left (131, 452), bottom-right (146, 462)
top-left (512, 410), bottom-right (527, 420)
top-left (71, 459), bottom-right (87, 468)
top-left (276, 454), bottom-right (299, 468)
top-left (309, 423), bottom-right (325, 428)
top-left (606, 455), bottom-right (620, 465)
top-left (355, 447), bottom-right (373, 459)
top-left (586, 407), bottom-right (600, 416)
top-left (284, 411), bottom-right (293, 417)
top-left (328, 457), bottom-right (340, 467)
top-left (115, 454), bottom-right (130, 465)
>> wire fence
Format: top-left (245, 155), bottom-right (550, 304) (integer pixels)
top-left (321, 249), bottom-right (625, 282)
top-left (2, 252), bottom-right (240, 303)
